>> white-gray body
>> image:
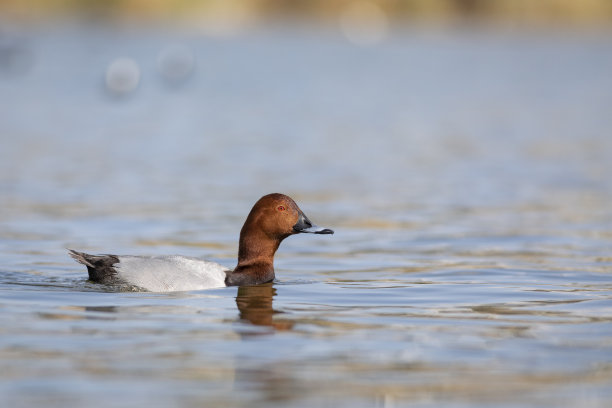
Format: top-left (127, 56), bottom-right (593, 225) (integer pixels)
top-left (114, 255), bottom-right (229, 291)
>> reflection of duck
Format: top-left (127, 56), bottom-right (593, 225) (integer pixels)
top-left (236, 284), bottom-right (293, 331)
top-left (68, 193), bottom-right (333, 291)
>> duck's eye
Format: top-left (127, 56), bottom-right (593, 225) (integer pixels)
top-left (277, 205), bottom-right (286, 211)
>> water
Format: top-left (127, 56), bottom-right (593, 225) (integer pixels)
top-left (1, 23), bottom-right (612, 407)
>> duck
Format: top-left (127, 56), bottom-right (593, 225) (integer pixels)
top-left (68, 193), bottom-right (333, 292)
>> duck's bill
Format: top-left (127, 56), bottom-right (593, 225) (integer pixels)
top-left (293, 211), bottom-right (334, 234)
top-left (300, 225), bottom-right (334, 234)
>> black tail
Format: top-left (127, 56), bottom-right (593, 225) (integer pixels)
top-left (68, 249), bottom-right (120, 283)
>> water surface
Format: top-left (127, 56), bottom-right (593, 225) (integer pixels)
top-left (1, 24), bottom-right (612, 407)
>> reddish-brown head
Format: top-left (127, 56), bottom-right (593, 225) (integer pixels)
top-left (230, 193), bottom-right (334, 286)
top-left (241, 193), bottom-right (302, 240)
top-left (241, 193), bottom-right (334, 241)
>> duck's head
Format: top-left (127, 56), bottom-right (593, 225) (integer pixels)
top-left (242, 193), bottom-right (334, 240)
top-left (230, 193), bottom-right (334, 286)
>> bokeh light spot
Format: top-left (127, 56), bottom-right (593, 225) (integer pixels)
top-left (105, 57), bottom-right (140, 95)
top-left (339, 1), bottom-right (389, 46)
top-left (157, 44), bottom-right (195, 85)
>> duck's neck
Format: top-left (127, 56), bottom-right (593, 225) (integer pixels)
top-left (225, 230), bottom-right (284, 286)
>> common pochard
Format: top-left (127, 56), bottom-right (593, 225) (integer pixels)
top-left (69, 193), bottom-right (333, 291)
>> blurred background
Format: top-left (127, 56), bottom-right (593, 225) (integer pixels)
top-left (1, 0), bottom-right (611, 218)
top-left (1, 2), bottom-right (612, 408)
top-left (2, 0), bottom-right (612, 25)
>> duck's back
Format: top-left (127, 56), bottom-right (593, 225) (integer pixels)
top-left (115, 255), bottom-right (229, 291)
